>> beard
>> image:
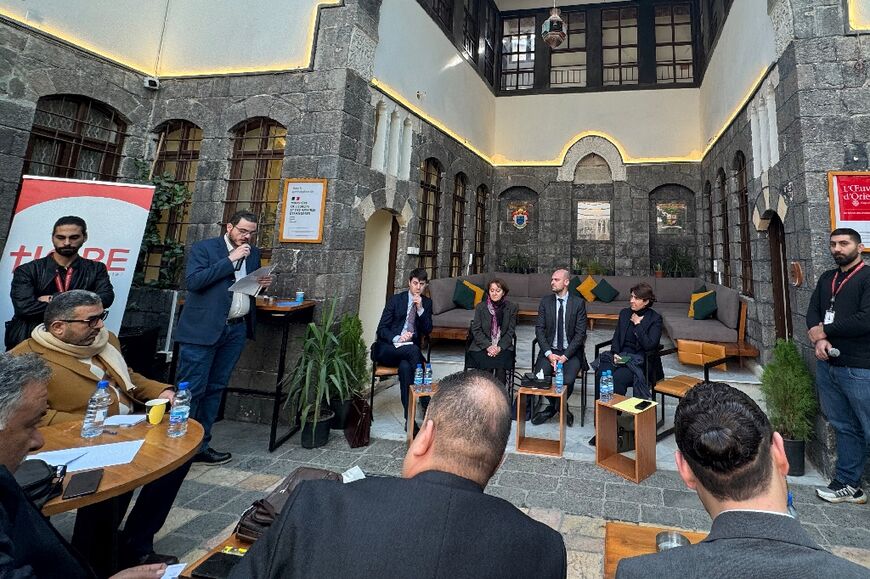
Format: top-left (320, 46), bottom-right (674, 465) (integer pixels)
top-left (833, 249), bottom-right (858, 266)
top-left (55, 246), bottom-right (78, 256)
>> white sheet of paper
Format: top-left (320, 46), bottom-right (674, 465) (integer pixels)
top-left (161, 563), bottom-right (187, 578)
top-left (28, 439), bottom-right (145, 472)
top-left (394, 341), bottom-right (413, 348)
top-left (104, 415), bottom-right (146, 427)
top-left (342, 465), bottom-right (366, 483)
top-left (228, 265), bottom-right (275, 296)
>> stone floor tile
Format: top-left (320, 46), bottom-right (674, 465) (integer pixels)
top-left (276, 446), bottom-right (326, 462)
top-left (233, 455), bottom-right (275, 472)
top-left (153, 506), bottom-right (200, 540)
top-left (602, 500), bottom-right (641, 523)
top-left (662, 488), bottom-right (705, 510)
top-left (639, 503), bottom-right (683, 528)
top-left (527, 507), bottom-right (563, 530)
top-left (498, 469), bottom-right (560, 490)
top-left (566, 550), bottom-right (603, 579)
top-left (678, 509), bottom-right (712, 532)
top-left (813, 524), bottom-right (870, 549)
top-left (558, 495), bottom-right (605, 519)
top-left (173, 512), bottom-right (239, 539)
top-left (558, 477), bottom-right (606, 499)
top-left (174, 480), bottom-right (218, 507)
top-left (559, 514), bottom-right (606, 538)
top-left (484, 484), bottom-right (529, 508)
top-left (501, 453), bottom-right (569, 476)
top-left (238, 472), bottom-right (285, 491)
top-left (153, 534), bottom-right (202, 561)
top-left (193, 467), bottom-right (254, 487)
top-left (830, 546), bottom-right (870, 569)
top-left (605, 482), bottom-right (663, 505)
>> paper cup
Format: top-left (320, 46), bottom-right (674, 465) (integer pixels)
top-left (146, 398), bottom-right (169, 425)
top-left (295, 291), bottom-right (304, 302)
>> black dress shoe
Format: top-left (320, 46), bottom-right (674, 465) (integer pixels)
top-left (192, 447), bottom-right (232, 465)
top-left (531, 406), bottom-right (556, 425)
top-left (566, 409), bottom-right (574, 428)
top-left (126, 552), bottom-right (179, 566)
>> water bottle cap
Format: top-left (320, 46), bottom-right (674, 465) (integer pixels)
top-left (97, 380), bottom-right (109, 388)
top-left (178, 381), bottom-right (189, 390)
top-left (416, 363), bottom-right (422, 368)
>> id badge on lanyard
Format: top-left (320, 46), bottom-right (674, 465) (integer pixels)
top-left (826, 262), bottom-right (865, 325)
top-left (824, 309), bottom-right (835, 324)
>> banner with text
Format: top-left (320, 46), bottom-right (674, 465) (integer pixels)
top-left (829, 172), bottom-right (870, 252)
top-left (0, 176), bottom-right (155, 335)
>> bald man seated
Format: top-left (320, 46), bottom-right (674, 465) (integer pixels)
top-left (229, 370), bottom-right (567, 579)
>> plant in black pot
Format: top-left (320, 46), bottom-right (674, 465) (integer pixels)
top-left (760, 339), bottom-right (818, 476)
top-left (286, 300), bottom-right (353, 448)
top-left (330, 313), bottom-right (368, 430)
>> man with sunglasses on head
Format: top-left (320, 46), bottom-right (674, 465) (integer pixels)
top-left (10, 290), bottom-right (185, 574)
top-left (174, 210), bottom-right (272, 466)
top-left (5, 215), bottom-right (114, 350)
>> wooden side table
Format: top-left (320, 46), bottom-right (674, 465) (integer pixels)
top-left (515, 385), bottom-right (566, 457)
top-left (596, 394), bottom-right (657, 483)
top-left (407, 382), bottom-right (438, 444)
top-left (604, 521), bottom-right (707, 578)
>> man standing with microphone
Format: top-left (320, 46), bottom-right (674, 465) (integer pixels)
top-left (806, 228), bottom-right (869, 505)
top-left (174, 210), bottom-right (272, 465)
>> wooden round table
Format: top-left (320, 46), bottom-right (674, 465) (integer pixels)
top-left (39, 419), bottom-right (203, 516)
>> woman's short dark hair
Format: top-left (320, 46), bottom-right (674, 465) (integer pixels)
top-left (488, 278), bottom-right (509, 296)
top-left (630, 282), bottom-right (655, 305)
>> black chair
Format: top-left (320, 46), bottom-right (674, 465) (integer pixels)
top-left (530, 338), bottom-right (587, 427)
top-left (463, 321), bottom-right (518, 396)
top-left (369, 335), bottom-right (431, 421)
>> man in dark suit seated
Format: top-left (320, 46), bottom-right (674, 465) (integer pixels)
top-left (372, 267), bottom-right (433, 431)
top-left (617, 382), bottom-right (867, 578)
top-left (228, 370), bottom-right (567, 578)
top-left (530, 269), bottom-right (587, 426)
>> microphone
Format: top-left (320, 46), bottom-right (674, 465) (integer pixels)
top-left (234, 258), bottom-right (244, 272)
top-left (827, 347), bottom-right (840, 358)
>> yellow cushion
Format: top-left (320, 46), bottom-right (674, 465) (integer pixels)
top-left (462, 280), bottom-right (485, 307)
top-left (688, 290), bottom-right (713, 318)
top-left (579, 275), bottom-right (598, 302)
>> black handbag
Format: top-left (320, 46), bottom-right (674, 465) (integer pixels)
top-left (344, 397), bottom-right (371, 448)
top-left (13, 459), bottom-right (65, 509)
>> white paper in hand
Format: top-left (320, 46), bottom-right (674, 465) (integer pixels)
top-left (228, 265), bottom-right (274, 296)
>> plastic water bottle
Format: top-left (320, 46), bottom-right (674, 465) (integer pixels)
top-left (601, 371), bottom-right (614, 403)
top-left (167, 381), bottom-right (191, 438)
top-left (413, 364), bottom-right (424, 392)
top-left (554, 361), bottom-right (564, 394)
top-left (787, 490), bottom-right (798, 519)
top-left (81, 380), bottom-right (111, 438)
top-left (424, 363), bottom-right (433, 392)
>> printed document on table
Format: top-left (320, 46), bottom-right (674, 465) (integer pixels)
top-left (27, 439), bottom-right (145, 472)
top-left (104, 415), bottom-right (146, 427)
top-left (228, 265), bottom-right (275, 296)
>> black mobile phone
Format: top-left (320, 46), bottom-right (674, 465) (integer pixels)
top-left (191, 552), bottom-right (244, 579)
top-left (634, 400), bottom-right (653, 411)
top-left (62, 468), bottom-right (104, 500)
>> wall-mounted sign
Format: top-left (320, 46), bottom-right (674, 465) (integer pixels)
top-left (828, 171), bottom-right (870, 252)
top-left (576, 201), bottom-right (611, 241)
top-left (280, 178), bottom-right (327, 243)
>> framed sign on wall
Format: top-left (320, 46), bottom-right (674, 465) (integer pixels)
top-left (828, 171), bottom-right (870, 252)
top-left (280, 178), bottom-right (327, 243)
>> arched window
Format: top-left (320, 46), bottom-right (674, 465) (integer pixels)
top-left (716, 168), bottom-right (731, 287)
top-left (226, 118), bottom-right (286, 259)
top-left (450, 174), bottom-right (468, 277)
top-left (418, 158), bottom-right (442, 278)
top-left (139, 120), bottom-right (202, 285)
top-left (473, 185), bottom-right (488, 274)
top-left (734, 152), bottom-right (753, 296)
top-left (24, 95), bottom-right (126, 180)
top-left (704, 180), bottom-right (714, 279)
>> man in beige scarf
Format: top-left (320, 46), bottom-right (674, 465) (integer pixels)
top-left (11, 290), bottom-right (186, 575)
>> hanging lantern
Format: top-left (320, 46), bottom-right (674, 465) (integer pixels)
top-left (541, 6), bottom-right (566, 49)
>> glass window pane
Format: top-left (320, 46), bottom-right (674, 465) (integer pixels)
top-left (656, 25), bottom-right (672, 43)
top-left (520, 17), bottom-right (535, 33)
top-left (603, 28), bottom-right (619, 46)
top-left (622, 27), bottom-right (637, 45)
top-left (603, 48), bottom-right (619, 65)
top-left (674, 24), bottom-right (691, 43)
top-left (621, 48), bottom-right (637, 64)
top-left (656, 46), bottom-right (674, 62)
top-left (621, 8), bottom-right (637, 25)
top-left (655, 6), bottom-right (671, 24)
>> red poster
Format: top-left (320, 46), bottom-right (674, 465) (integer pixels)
top-left (828, 172), bottom-right (870, 252)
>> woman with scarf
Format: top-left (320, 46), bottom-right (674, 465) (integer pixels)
top-left (467, 278), bottom-right (518, 386)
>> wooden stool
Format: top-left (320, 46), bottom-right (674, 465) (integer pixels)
top-left (595, 394), bottom-right (656, 483)
top-left (407, 382), bottom-right (439, 444)
top-left (515, 385), bottom-right (566, 457)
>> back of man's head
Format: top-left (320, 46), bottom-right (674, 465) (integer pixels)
top-left (675, 382), bottom-right (773, 502)
top-left (406, 370), bottom-right (511, 486)
top-left (44, 289), bottom-right (102, 326)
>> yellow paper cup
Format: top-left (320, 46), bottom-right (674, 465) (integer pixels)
top-left (146, 398), bottom-right (169, 425)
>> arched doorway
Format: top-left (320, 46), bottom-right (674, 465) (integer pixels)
top-left (360, 210), bottom-right (399, 347)
top-left (767, 212), bottom-right (793, 339)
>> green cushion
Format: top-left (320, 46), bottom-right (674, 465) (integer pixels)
top-left (567, 276), bottom-right (583, 299)
top-left (693, 290), bottom-right (718, 320)
top-left (591, 278), bottom-right (618, 303)
top-left (453, 279), bottom-right (476, 310)
top-left (695, 283), bottom-right (707, 293)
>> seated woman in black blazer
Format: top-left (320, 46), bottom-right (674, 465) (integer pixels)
top-left (467, 278), bottom-right (519, 386)
top-left (596, 282), bottom-right (663, 399)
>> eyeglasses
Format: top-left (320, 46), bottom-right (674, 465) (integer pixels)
top-left (232, 225), bottom-right (258, 237)
top-left (60, 310), bottom-right (109, 327)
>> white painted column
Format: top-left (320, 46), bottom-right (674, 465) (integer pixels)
top-left (749, 103), bottom-right (762, 178)
top-left (371, 101), bottom-right (388, 172)
top-left (386, 110), bottom-right (401, 176)
top-left (756, 94), bottom-right (771, 172)
top-left (398, 117), bottom-right (413, 180)
top-left (765, 84), bottom-right (780, 166)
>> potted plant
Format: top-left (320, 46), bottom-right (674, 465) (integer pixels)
top-left (760, 339), bottom-right (818, 476)
top-left (654, 263), bottom-right (664, 278)
top-left (286, 300), bottom-right (353, 448)
top-left (330, 313), bottom-right (368, 429)
top-left (663, 247), bottom-right (695, 278)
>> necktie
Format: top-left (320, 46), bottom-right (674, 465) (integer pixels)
top-left (557, 298), bottom-right (565, 351)
top-left (405, 298), bottom-right (416, 335)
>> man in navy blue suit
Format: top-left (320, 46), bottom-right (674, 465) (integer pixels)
top-left (373, 268), bottom-right (433, 430)
top-left (174, 210), bottom-right (272, 465)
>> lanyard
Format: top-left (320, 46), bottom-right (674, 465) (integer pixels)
top-left (829, 262), bottom-right (864, 308)
top-left (54, 267), bottom-right (74, 293)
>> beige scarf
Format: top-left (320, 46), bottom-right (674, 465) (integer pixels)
top-left (31, 326), bottom-right (137, 393)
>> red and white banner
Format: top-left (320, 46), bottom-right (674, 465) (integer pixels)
top-left (1, 176), bottom-right (155, 334)
top-left (829, 172), bottom-right (870, 251)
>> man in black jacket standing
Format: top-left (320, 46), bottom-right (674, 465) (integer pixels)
top-left (228, 370), bottom-right (567, 579)
top-left (5, 216), bottom-right (114, 350)
top-left (806, 228), bottom-right (869, 505)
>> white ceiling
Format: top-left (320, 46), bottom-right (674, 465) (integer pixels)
top-left (495, 0), bottom-right (624, 11)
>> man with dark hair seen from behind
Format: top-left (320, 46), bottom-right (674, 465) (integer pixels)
top-left (372, 267), bottom-right (433, 433)
top-left (0, 352), bottom-right (166, 579)
top-left (228, 370), bottom-right (567, 578)
top-left (5, 216), bottom-right (114, 350)
top-left (174, 210), bottom-right (272, 465)
top-left (617, 382), bottom-right (867, 578)
top-left (806, 227), bottom-right (869, 505)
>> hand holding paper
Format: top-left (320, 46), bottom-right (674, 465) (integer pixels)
top-left (228, 266), bottom-right (275, 296)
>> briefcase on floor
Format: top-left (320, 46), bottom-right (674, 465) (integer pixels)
top-left (344, 397), bottom-right (371, 448)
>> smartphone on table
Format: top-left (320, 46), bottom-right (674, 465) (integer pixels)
top-left (62, 468), bottom-right (104, 500)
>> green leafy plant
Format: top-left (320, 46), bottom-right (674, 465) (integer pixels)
top-left (654, 262), bottom-right (664, 272)
top-left (501, 254), bottom-right (535, 274)
top-left (132, 159), bottom-right (192, 289)
top-left (760, 339), bottom-right (818, 441)
top-left (338, 313), bottom-right (368, 398)
top-left (285, 300), bottom-right (353, 430)
top-left (663, 246), bottom-right (695, 278)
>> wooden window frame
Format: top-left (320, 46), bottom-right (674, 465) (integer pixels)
top-left (418, 158), bottom-right (442, 278)
top-left (463, 0), bottom-right (480, 62)
top-left (482, 0), bottom-right (498, 85)
top-left (450, 174), bottom-right (468, 278)
top-left (433, 0), bottom-right (453, 31)
top-left (550, 10), bottom-right (588, 88)
top-left (602, 6), bottom-right (639, 86)
top-left (473, 185), bottom-right (488, 274)
top-left (716, 168), bottom-right (731, 287)
top-left (500, 16), bottom-right (536, 91)
top-left (655, 3), bottom-right (694, 84)
top-left (734, 152), bottom-right (753, 296)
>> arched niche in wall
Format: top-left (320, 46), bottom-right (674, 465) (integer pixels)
top-left (558, 135), bottom-right (627, 182)
top-left (497, 186), bottom-right (539, 273)
top-left (649, 184), bottom-right (697, 275)
top-left (572, 153), bottom-right (616, 275)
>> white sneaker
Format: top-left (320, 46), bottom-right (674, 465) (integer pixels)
top-left (815, 480), bottom-right (867, 504)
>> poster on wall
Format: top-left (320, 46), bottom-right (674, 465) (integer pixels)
top-left (828, 171), bottom-right (870, 252)
top-left (0, 176), bottom-right (155, 336)
top-left (576, 201), bottom-right (611, 241)
top-left (655, 202), bottom-right (688, 234)
top-left (280, 178), bottom-right (327, 243)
